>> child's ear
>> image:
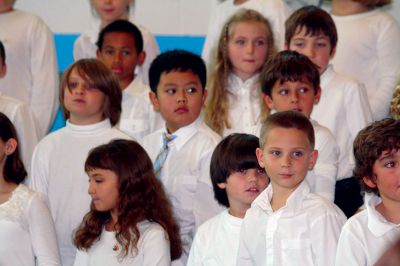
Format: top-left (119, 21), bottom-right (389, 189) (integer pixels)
top-left (137, 51), bottom-right (146, 66)
top-left (308, 150), bottom-right (318, 170)
top-left (313, 87), bottom-right (321, 104)
top-left (217, 182), bottom-right (227, 189)
top-left (284, 41), bottom-right (289, 50)
top-left (256, 147), bottom-right (266, 168)
top-left (202, 89), bottom-right (208, 108)
top-left (149, 91), bottom-right (160, 112)
top-left (0, 63), bottom-right (6, 78)
top-left (263, 94), bottom-right (275, 110)
top-left (96, 49), bottom-right (101, 59)
top-left (363, 176), bottom-right (377, 189)
top-left (5, 138), bottom-right (17, 156)
top-left (330, 46), bottom-right (337, 59)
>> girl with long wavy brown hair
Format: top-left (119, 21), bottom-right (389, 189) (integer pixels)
top-left (73, 139), bottom-right (181, 265)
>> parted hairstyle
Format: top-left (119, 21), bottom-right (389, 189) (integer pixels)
top-left (74, 139), bottom-right (182, 260)
top-left (353, 118), bottom-right (400, 195)
top-left (259, 110), bottom-right (315, 149)
top-left (59, 59), bottom-right (122, 126)
top-left (285, 5), bottom-right (337, 54)
top-left (261, 50), bottom-right (320, 97)
top-left (204, 9), bottom-right (275, 135)
top-left (96, 19), bottom-right (143, 53)
top-left (149, 49), bottom-right (207, 93)
top-left (0, 112), bottom-right (27, 184)
top-left (0, 40), bottom-right (5, 65)
top-left (210, 133), bottom-right (265, 207)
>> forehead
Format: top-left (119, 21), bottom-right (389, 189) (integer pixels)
top-left (159, 70), bottom-right (201, 85)
top-left (103, 32), bottom-right (137, 48)
top-left (264, 126), bottom-right (311, 148)
top-left (230, 20), bottom-right (269, 36)
top-left (294, 26), bottom-right (329, 39)
top-left (273, 78), bottom-right (314, 90)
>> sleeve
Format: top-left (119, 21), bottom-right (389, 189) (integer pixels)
top-left (139, 28), bottom-right (160, 85)
top-left (335, 222), bottom-right (366, 266)
top-left (311, 210), bottom-right (346, 266)
top-left (313, 128), bottom-right (339, 202)
top-left (141, 225), bottom-right (171, 266)
top-left (28, 17), bottom-right (59, 138)
top-left (72, 249), bottom-right (89, 266)
top-left (27, 143), bottom-right (50, 196)
top-left (28, 193), bottom-right (61, 266)
top-left (368, 17), bottom-right (400, 120)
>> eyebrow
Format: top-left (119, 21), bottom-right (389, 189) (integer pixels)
top-left (163, 81), bottom-right (199, 87)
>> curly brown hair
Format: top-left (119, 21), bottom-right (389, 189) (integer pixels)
top-left (74, 139), bottom-right (182, 260)
top-left (353, 118), bottom-right (400, 195)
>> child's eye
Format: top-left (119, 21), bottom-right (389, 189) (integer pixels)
top-left (122, 50), bottom-right (131, 56)
top-left (104, 49), bottom-right (114, 56)
top-left (68, 81), bottom-right (78, 89)
top-left (278, 89), bottom-right (289, 96)
top-left (316, 42), bottom-right (328, 48)
top-left (298, 87), bottom-right (309, 94)
top-left (384, 161), bottom-right (396, 168)
top-left (235, 39), bottom-right (246, 46)
top-left (166, 88), bottom-right (176, 94)
top-left (270, 150), bottom-right (281, 157)
top-left (255, 39), bottom-right (265, 46)
top-left (256, 168), bottom-right (266, 174)
top-left (292, 151), bottom-right (303, 157)
top-left (86, 83), bottom-right (97, 91)
top-left (238, 168), bottom-right (247, 174)
top-left (293, 41), bottom-right (305, 48)
top-left (186, 87), bottom-right (197, 94)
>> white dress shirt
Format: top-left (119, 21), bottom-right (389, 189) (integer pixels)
top-left (73, 220), bottom-right (170, 266)
top-left (0, 9), bottom-right (59, 138)
top-left (118, 77), bottom-right (164, 140)
top-left (73, 13), bottom-right (160, 85)
top-left (0, 185), bottom-right (61, 266)
top-left (29, 119), bottom-right (131, 266)
top-left (237, 181), bottom-right (346, 266)
top-left (331, 9), bottom-right (400, 120)
top-left (187, 209), bottom-right (242, 266)
top-left (312, 65), bottom-right (372, 179)
top-left (335, 193), bottom-right (400, 266)
top-left (141, 118), bottom-right (225, 265)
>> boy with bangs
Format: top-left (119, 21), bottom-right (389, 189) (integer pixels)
top-left (336, 118), bottom-right (400, 265)
top-left (96, 20), bottom-right (163, 140)
top-left (285, 5), bottom-right (373, 217)
top-left (187, 133), bottom-right (269, 266)
top-left (237, 111), bottom-right (346, 266)
top-left (260, 50), bottom-right (339, 203)
top-left (141, 50), bottom-right (224, 265)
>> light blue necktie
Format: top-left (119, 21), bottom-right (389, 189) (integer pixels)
top-left (153, 133), bottom-right (176, 179)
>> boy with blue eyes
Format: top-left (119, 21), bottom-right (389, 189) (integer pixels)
top-left (237, 111), bottom-right (346, 266)
top-left (285, 6), bottom-right (373, 217)
top-left (336, 118), bottom-right (400, 265)
top-left (96, 19), bottom-right (163, 140)
top-left (261, 50), bottom-right (339, 203)
top-left (142, 50), bottom-right (224, 265)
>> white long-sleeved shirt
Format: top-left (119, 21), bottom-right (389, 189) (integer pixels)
top-left (335, 193), bottom-right (400, 266)
top-left (73, 220), bottom-right (170, 266)
top-left (331, 9), bottom-right (400, 121)
top-left (187, 209), bottom-right (242, 266)
top-left (311, 65), bottom-right (372, 179)
top-left (73, 13), bottom-right (159, 85)
top-left (0, 184), bottom-right (61, 266)
top-left (28, 119), bottom-right (131, 266)
top-left (237, 181), bottom-right (346, 266)
top-left (0, 9), bottom-right (59, 138)
top-left (141, 118), bottom-right (225, 265)
top-left (0, 92), bottom-right (39, 173)
top-left (202, 0), bottom-right (290, 70)
top-left (118, 77), bottom-right (164, 140)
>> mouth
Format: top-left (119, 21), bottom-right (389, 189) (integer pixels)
top-left (111, 66), bottom-right (123, 74)
top-left (292, 108), bottom-right (302, 113)
top-left (245, 187), bottom-right (260, 193)
top-left (73, 99), bottom-right (85, 103)
top-left (175, 107), bottom-right (189, 113)
top-left (279, 173), bottom-right (293, 179)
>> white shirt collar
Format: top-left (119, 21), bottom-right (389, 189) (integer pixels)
top-left (161, 117), bottom-right (202, 151)
top-left (65, 119), bottom-right (111, 135)
top-left (320, 64), bottom-right (334, 89)
top-left (123, 76), bottom-right (148, 97)
top-left (227, 73), bottom-right (260, 95)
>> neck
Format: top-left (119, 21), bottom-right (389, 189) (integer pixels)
top-left (234, 0), bottom-right (249, 5)
top-left (106, 210), bottom-right (119, 231)
top-left (270, 184), bottom-right (295, 211)
top-left (120, 78), bottom-right (133, 91)
top-left (331, 0), bottom-right (371, 16)
top-left (228, 205), bottom-right (249, 218)
top-left (376, 199), bottom-right (400, 224)
top-left (69, 116), bottom-right (104, 126)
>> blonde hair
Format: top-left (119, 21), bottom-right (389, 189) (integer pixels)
top-left (204, 9), bottom-right (275, 135)
top-left (353, 0), bottom-right (391, 7)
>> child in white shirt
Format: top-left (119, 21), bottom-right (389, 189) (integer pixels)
top-left (187, 133), bottom-right (269, 266)
top-left (237, 111), bottom-right (346, 266)
top-left (0, 2), bottom-right (59, 138)
top-left (29, 59), bottom-right (130, 266)
top-left (204, 9), bottom-right (276, 136)
top-left (261, 50), bottom-right (339, 202)
top-left (73, 139), bottom-right (181, 266)
top-left (336, 118), bottom-right (400, 265)
top-left (74, 0), bottom-right (159, 84)
top-left (284, 5), bottom-right (373, 217)
top-left (96, 20), bottom-right (163, 140)
top-left (330, 0), bottom-right (400, 120)
top-left (142, 50), bottom-right (224, 265)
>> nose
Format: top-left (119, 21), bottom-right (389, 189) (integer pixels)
top-left (281, 154), bottom-right (291, 168)
top-left (304, 45), bottom-right (315, 58)
top-left (114, 51), bottom-right (122, 63)
top-left (246, 42), bottom-right (255, 54)
top-left (74, 83), bottom-right (86, 95)
top-left (88, 180), bottom-right (95, 195)
top-left (176, 90), bottom-right (187, 104)
top-left (290, 91), bottom-right (299, 103)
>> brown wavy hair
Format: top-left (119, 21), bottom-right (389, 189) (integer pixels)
top-left (74, 139), bottom-right (182, 260)
top-left (204, 9), bottom-right (275, 135)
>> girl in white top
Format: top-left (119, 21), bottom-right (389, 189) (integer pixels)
top-left (204, 9), bottom-right (275, 137)
top-left (187, 133), bottom-right (269, 266)
top-left (74, 0), bottom-right (159, 85)
top-left (330, 0), bottom-right (400, 121)
top-left (0, 113), bottom-right (61, 266)
top-left (29, 59), bottom-right (130, 266)
top-left (73, 139), bottom-right (182, 266)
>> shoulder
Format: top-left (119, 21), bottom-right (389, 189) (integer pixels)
top-left (312, 122), bottom-right (337, 147)
top-left (195, 122), bottom-right (222, 145)
top-left (138, 220), bottom-right (168, 243)
top-left (196, 211), bottom-right (225, 235)
top-left (303, 193), bottom-right (347, 221)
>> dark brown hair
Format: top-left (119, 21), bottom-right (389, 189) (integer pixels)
top-left (353, 118), bottom-right (400, 195)
top-left (74, 139), bottom-right (182, 260)
top-left (59, 59), bottom-right (122, 126)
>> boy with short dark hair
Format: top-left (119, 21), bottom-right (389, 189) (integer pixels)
top-left (187, 133), bottom-right (269, 266)
top-left (237, 111), bottom-right (346, 266)
top-left (336, 118), bottom-right (400, 265)
top-left (96, 19), bottom-right (163, 140)
top-left (141, 49), bottom-right (224, 265)
top-left (284, 5), bottom-right (373, 217)
top-left (260, 50), bottom-right (339, 202)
